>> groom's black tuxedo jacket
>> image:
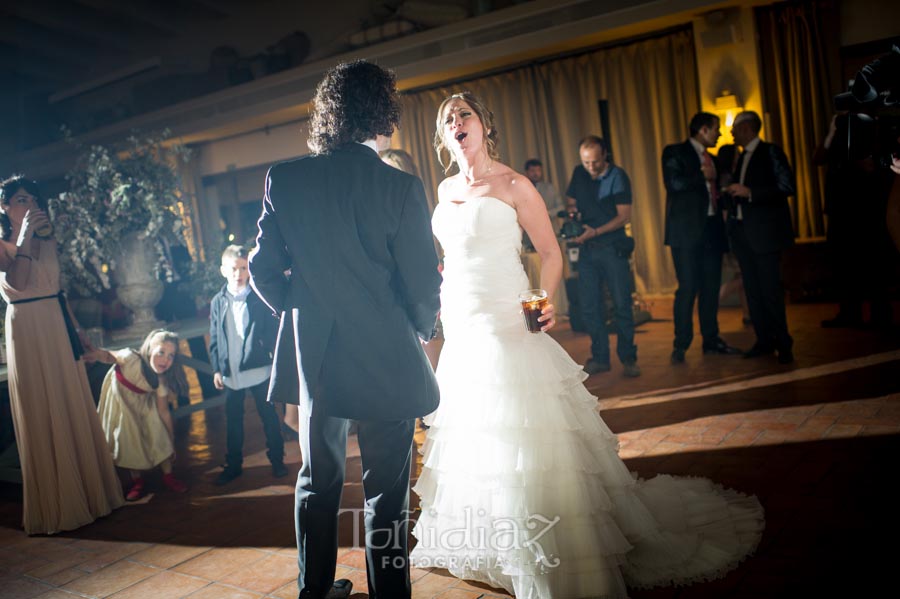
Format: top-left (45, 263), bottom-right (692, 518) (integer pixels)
top-left (662, 139), bottom-right (727, 250)
top-left (250, 143), bottom-right (441, 421)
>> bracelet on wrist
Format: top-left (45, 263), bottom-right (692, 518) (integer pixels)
top-left (14, 253), bottom-right (33, 261)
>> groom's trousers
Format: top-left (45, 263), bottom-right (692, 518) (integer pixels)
top-left (295, 406), bottom-right (416, 599)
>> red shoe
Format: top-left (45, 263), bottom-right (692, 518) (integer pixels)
top-left (162, 473), bottom-right (187, 493)
top-left (126, 477), bottom-right (145, 501)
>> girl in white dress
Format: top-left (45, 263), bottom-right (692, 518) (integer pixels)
top-left (91, 329), bottom-right (189, 501)
top-left (409, 92), bottom-right (764, 598)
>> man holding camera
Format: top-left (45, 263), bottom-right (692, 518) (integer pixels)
top-left (724, 111), bottom-right (796, 364)
top-left (663, 112), bottom-right (740, 364)
top-left (566, 135), bottom-right (640, 377)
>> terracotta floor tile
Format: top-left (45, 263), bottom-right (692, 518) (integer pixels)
top-left (698, 426), bottom-right (739, 445)
top-left (129, 540), bottom-right (212, 569)
top-left (795, 416), bottom-right (837, 436)
top-left (24, 552), bottom-right (94, 580)
top-left (185, 583), bottom-right (263, 599)
top-left (816, 402), bottom-right (880, 418)
top-left (0, 551), bottom-right (50, 575)
top-left (228, 523), bottom-right (295, 552)
top-left (409, 566), bottom-right (432, 583)
top-left (37, 567), bottom-right (87, 587)
top-left (774, 405), bottom-right (819, 424)
top-left (642, 441), bottom-right (686, 456)
top-left (861, 424), bottom-right (900, 435)
top-left (70, 541), bottom-right (153, 574)
top-left (174, 548), bottom-right (268, 580)
top-left (0, 573), bottom-right (54, 599)
top-left (717, 427), bottom-right (763, 447)
top-left (835, 414), bottom-right (892, 426)
top-left (107, 570), bottom-right (209, 599)
top-left (822, 423), bottom-right (864, 439)
top-left (658, 429), bottom-right (709, 444)
top-left (410, 571), bottom-right (458, 598)
top-left (450, 577), bottom-right (511, 596)
top-left (29, 591), bottom-right (86, 599)
top-left (434, 589), bottom-right (484, 598)
top-left (335, 548), bottom-right (367, 569)
top-left (220, 553), bottom-right (297, 594)
top-left (62, 560), bottom-right (159, 598)
top-left (267, 581), bottom-right (298, 599)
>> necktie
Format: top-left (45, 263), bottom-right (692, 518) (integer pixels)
top-left (702, 151), bottom-right (718, 211)
top-left (738, 149), bottom-right (750, 185)
top-left (734, 150), bottom-right (747, 220)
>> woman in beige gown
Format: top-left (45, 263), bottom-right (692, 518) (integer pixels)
top-left (0, 176), bottom-right (124, 535)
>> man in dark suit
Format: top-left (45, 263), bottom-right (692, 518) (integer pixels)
top-left (724, 111), bottom-right (796, 364)
top-left (663, 112), bottom-right (740, 364)
top-left (249, 60), bottom-right (441, 599)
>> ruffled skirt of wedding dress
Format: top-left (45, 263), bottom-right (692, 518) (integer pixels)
top-left (410, 329), bottom-right (764, 599)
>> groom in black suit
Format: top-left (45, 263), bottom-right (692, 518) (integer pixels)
top-left (250, 60), bottom-right (441, 599)
top-left (663, 112), bottom-right (739, 364)
top-left (724, 110), bottom-right (796, 364)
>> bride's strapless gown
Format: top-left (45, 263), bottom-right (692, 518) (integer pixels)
top-left (410, 197), bottom-right (764, 598)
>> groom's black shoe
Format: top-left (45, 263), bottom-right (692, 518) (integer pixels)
top-left (326, 580), bottom-right (352, 599)
top-left (702, 338), bottom-right (742, 355)
top-left (299, 579), bottom-right (352, 599)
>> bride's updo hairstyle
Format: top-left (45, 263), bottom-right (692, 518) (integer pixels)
top-left (434, 91), bottom-right (500, 174)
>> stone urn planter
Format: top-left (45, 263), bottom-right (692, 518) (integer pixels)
top-left (112, 231), bottom-right (164, 339)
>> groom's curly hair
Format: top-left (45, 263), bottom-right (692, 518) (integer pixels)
top-left (308, 60), bottom-right (401, 155)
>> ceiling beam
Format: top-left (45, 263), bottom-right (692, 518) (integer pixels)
top-left (71, 0), bottom-right (186, 38)
top-left (0, 43), bottom-right (77, 85)
top-left (0, 14), bottom-right (103, 68)
top-left (0, 0), bottom-right (136, 52)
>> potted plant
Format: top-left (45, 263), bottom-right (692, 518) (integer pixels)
top-left (49, 130), bottom-right (192, 337)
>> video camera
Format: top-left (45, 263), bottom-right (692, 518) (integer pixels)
top-left (557, 209), bottom-right (584, 240)
top-left (557, 209), bottom-right (584, 263)
top-left (833, 44), bottom-right (900, 167)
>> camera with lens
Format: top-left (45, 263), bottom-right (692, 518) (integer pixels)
top-left (833, 44), bottom-right (900, 168)
top-left (557, 209), bottom-right (585, 262)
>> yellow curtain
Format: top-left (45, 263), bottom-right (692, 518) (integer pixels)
top-left (756, 0), bottom-right (841, 239)
top-left (395, 29), bottom-right (700, 294)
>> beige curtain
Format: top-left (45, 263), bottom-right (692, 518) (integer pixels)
top-left (395, 29), bottom-right (699, 293)
top-left (756, 0), bottom-right (841, 239)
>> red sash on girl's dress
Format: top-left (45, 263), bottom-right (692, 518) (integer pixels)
top-left (114, 364), bottom-right (150, 394)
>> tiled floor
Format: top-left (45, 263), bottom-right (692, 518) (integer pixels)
top-left (1, 300), bottom-right (898, 599)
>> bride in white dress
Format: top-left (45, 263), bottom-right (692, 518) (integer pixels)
top-left (409, 92), bottom-right (764, 598)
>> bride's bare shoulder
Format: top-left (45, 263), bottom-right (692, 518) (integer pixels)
top-left (494, 166), bottom-right (531, 193)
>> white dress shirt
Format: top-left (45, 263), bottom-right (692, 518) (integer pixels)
top-left (736, 136), bottom-right (761, 220)
top-left (222, 286), bottom-right (271, 391)
top-left (689, 138), bottom-right (716, 216)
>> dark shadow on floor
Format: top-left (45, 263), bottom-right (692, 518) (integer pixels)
top-left (601, 361), bottom-right (899, 434)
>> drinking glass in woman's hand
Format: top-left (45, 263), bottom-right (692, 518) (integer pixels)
top-left (519, 289), bottom-right (548, 333)
top-left (20, 208), bottom-right (51, 241)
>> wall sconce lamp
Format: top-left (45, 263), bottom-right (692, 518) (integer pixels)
top-left (714, 91), bottom-right (743, 147)
top-left (714, 91), bottom-right (743, 127)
